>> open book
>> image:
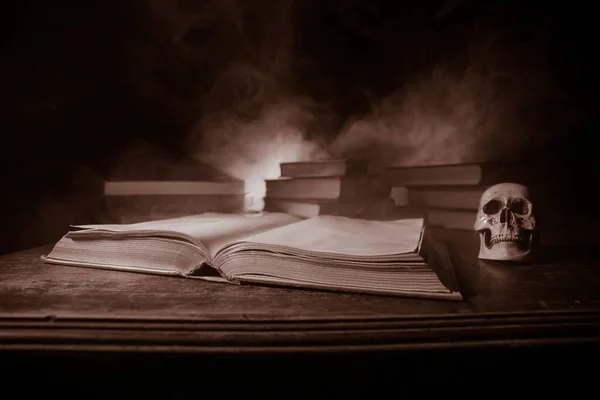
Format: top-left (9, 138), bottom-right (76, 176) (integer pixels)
top-left (42, 212), bottom-right (462, 300)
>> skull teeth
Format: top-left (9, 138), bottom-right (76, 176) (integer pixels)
top-left (490, 234), bottom-right (526, 246)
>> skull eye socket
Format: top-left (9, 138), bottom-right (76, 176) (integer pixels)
top-left (509, 199), bottom-right (529, 215)
top-left (483, 199), bottom-right (502, 215)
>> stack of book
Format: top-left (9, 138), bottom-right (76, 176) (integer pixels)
top-left (385, 161), bottom-right (596, 247)
top-left (263, 159), bottom-right (397, 220)
top-left (101, 159), bottom-right (249, 224)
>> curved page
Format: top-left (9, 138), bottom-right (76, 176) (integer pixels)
top-left (237, 275), bottom-right (462, 300)
top-left (214, 251), bottom-right (460, 299)
top-left (218, 216), bottom-right (424, 262)
top-left (72, 212), bottom-right (301, 260)
top-left (44, 235), bottom-right (206, 275)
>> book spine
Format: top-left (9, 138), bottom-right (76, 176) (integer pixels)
top-left (338, 175), bottom-right (391, 201)
top-left (266, 177), bottom-right (341, 200)
top-left (319, 197), bottom-right (397, 220)
top-left (385, 162), bottom-right (538, 187)
top-left (279, 159), bottom-right (369, 178)
top-left (103, 181), bottom-right (247, 196)
top-left (264, 198), bottom-right (399, 220)
top-left (389, 186), bottom-right (409, 206)
top-left (405, 187), bottom-right (485, 210)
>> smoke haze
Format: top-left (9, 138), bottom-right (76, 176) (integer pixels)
top-left (115, 0), bottom-right (589, 180)
top-left (330, 3), bottom-right (578, 168)
top-left (179, 0), bottom-right (336, 206)
top-left (192, 93), bottom-right (333, 207)
top-left (3, 0), bottom-right (593, 253)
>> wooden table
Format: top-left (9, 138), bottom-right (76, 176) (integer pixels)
top-left (1, 230), bottom-right (599, 393)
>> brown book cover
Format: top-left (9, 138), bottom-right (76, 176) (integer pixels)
top-left (263, 197), bottom-right (397, 220)
top-left (266, 175), bottom-right (390, 201)
top-left (103, 180), bottom-right (246, 196)
top-left (279, 159), bottom-right (369, 178)
top-left (103, 194), bottom-right (248, 223)
top-left (404, 185), bottom-right (489, 210)
top-left (385, 161), bottom-right (542, 187)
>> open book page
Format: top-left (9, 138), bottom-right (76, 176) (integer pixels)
top-left (71, 212), bottom-right (301, 260)
top-left (198, 212), bottom-right (301, 258)
top-left (43, 235), bottom-right (207, 276)
top-left (218, 216), bottom-right (425, 263)
top-left (236, 274), bottom-right (462, 300)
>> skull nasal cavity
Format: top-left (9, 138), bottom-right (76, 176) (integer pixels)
top-left (500, 208), bottom-right (513, 224)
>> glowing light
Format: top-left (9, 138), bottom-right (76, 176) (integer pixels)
top-left (193, 99), bottom-right (332, 211)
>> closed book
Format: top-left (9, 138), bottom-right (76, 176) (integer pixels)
top-left (279, 159), bottom-right (369, 178)
top-left (103, 194), bottom-right (249, 223)
top-left (265, 175), bottom-right (390, 201)
top-left (103, 180), bottom-right (246, 196)
top-left (404, 186), bottom-right (487, 210)
top-left (386, 161), bottom-right (536, 187)
top-left (263, 198), bottom-right (397, 220)
top-left (108, 152), bottom-right (237, 182)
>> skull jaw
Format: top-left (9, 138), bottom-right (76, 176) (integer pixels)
top-left (477, 229), bottom-right (535, 262)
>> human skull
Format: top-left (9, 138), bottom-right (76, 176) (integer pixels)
top-left (474, 183), bottom-right (537, 262)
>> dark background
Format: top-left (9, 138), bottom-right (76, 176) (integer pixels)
top-left (1, 0), bottom-right (596, 254)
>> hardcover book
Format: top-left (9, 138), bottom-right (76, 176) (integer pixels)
top-left (265, 175), bottom-right (390, 201)
top-left (263, 197), bottom-right (397, 220)
top-left (42, 212), bottom-right (462, 300)
top-left (103, 180), bottom-right (246, 196)
top-left (102, 180), bottom-right (249, 222)
top-left (385, 162), bottom-right (533, 187)
top-left (279, 159), bottom-right (369, 178)
top-left (103, 194), bottom-right (249, 223)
